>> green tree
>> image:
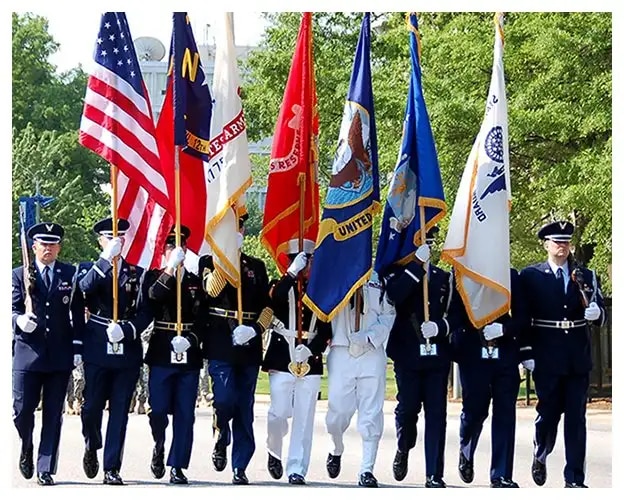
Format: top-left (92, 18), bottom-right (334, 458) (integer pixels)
top-left (12, 12), bottom-right (88, 134)
top-left (241, 12), bottom-right (612, 292)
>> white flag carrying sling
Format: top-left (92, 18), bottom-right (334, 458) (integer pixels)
top-left (441, 13), bottom-right (511, 328)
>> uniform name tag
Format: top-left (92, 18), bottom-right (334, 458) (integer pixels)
top-left (420, 343), bottom-right (438, 356)
top-left (482, 347), bottom-right (499, 359)
top-left (171, 352), bottom-right (188, 364)
top-left (107, 342), bottom-right (124, 355)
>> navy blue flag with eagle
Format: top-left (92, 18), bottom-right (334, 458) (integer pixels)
top-left (170, 12), bottom-right (213, 160)
top-left (303, 13), bottom-right (380, 322)
top-left (374, 13), bottom-right (446, 278)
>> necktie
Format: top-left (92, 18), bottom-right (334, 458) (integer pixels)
top-left (556, 267), bottom-right (565, 293)
top-left (43, 266), bottom-right (51, 290)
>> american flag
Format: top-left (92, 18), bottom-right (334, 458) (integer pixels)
top-left (79, 12), bottom-right (171, 269)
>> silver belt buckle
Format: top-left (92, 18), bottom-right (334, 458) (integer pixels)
top-left (560, 320), bottom-right (572, 329)
top-left (171, 351), bottom-right (188, 364)
top-left (107, 342), bottom-right (124, 355)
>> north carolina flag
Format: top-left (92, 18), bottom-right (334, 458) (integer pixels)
top-left (202, 13), bottom-right (253, 286)
top-left (260, 12), bottom-right (319, 274)
top-left (441, 13), bottom-right (511, 328)
top-left (303, 13), bottom-right (379, 322)
top-left (374, 13), bottom-right (446, 278)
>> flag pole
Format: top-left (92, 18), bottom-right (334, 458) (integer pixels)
top-left (419, 205), bottom-right (431, 351)
top-left (297, 172), bottom-right (305, 342)
top-left (110, 164), bottom-right (120, 352)
top-left (237, 208), bottom-right (244, 325)
top-left (174, 147), bottom-right (182, 335)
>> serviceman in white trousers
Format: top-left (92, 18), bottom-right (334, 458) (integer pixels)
top-left (325, 274), bottom-right (395, 487)
top-left (262, 249), bottom-right (332, 485)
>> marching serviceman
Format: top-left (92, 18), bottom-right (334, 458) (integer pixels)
top-left (383, 227), bottom-right (453, 488)
top-left (77, 217), bottom-right (152, 485)
top-left (324, 273), bottom-right (395, 488)
top-left (144, 226), bottom-right (206, 485)
top-left (12, 222), bottom-right (85, 486)
top-left (262, 248), bottom-right (332, 485)
top-left (519, 220), bottom-right (606, 488)
top-left (448, 267), bottom-right (530, 487)
top-left (199, 214), bottom-right (273, 485)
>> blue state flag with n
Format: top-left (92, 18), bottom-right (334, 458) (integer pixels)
top-left (303, 13), bottom-right (380, 322)
top-left (374, 13), bottom-right (446, 278)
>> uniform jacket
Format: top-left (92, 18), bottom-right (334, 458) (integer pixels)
top-left (262, 273), bottom-right (332, 375)
top-left (77, 257), bottom-right (152, 369)
top-left (12, 261), bottom-right (85, 372)
top-left (384, 260), bottom-right (453, 369)
top-left (143, 268), bottom-right (205, 371)
top-left (519, 262), bottom-right (606, 375)
top-left (447, 268), bottom-right (532, 368)
top-left (199, 253), bottom-right (271, 366)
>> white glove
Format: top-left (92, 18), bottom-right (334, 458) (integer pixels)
top-left (106, 322), bottom-right (124, 343)
top-left (348, 330), bottom-right (370, 346)
top-left (100, 237), bottom-right (123, 262)
top-left (17, 313), bottom-right (37, 333)
top-left (73, 354), bottom-right (83, 368)
top-left (166, 246), bottom-right (186, 269)
top-left (232, 325), bottom-right (257, 345)
top-left (287, 252), bottom-right (308, 276)
top-left (236, 232), bottom-right (244, 249)
top-left (420, 320), bottom-right (438, 339)
top-left (171, 336), bottom-right (191, 353)
top-left (483, 322), bottom-right (504, 341)
top-left (294, 344), bottom-right (313, 363)
top-left (415, 244), bottom-right (431, 263)
top-left (584, 302), bottom-right (601, 321)
top-left (522, 359), bottom-right (535, 372)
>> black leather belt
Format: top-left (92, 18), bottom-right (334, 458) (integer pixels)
top-left (208, 307), bottom-right (258, 321)
top-left (532, 319), bottom-right (587, 329)
top-left (154, 320), bottom-right (194, 331)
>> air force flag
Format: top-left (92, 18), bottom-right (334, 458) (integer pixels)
top-left (441, 13), bottom-right (511, 328)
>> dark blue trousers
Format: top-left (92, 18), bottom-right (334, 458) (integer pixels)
top-left (458, 361), bottom-right (520, 480)
top-left (208, 360), bottom-right (259, 471)
top-left (532, 371), bottom-right (589, 484)
top-left (12, 369), bottom-right (71, 475)
top-left (81, 363), bottom-right (140, 471)
top-left (393, 362), bottom-right (449, 478)
top-left (148, 366), bottom-right (200, 469)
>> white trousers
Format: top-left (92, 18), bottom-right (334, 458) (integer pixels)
top-left (325, 346), bottom-right (387, 474)
top-left (266, 371), bottom-right (321, 477)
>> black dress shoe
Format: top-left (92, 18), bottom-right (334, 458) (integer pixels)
top-left (288, 473), bottom-right (306, 485)
top-left (458, 451), bottom-right (474, 483)
top-left (425, 476), bottom-right (446, 488)
top-left (151, 445), bottom-right (165, 479)
top-left (103, 470), bottom-right (124, 485)
top-left (232, 468), bottom-right (249, 485)
top-left (326, 453), bottom-right (341, 479)
top-left (531, 457), bottom-right (547, 486)
top-left (565, 482), bottom-right (588, 488)
top-left (268, 454), bottom-right (283, 480)
top-left (392, 450), bottom-right (409, 482)
top-left (83, 448), bottom-right (99, 479)
top-left (358, 472), bottom-right (379, 488)
top-left (19, 445), bottom-right (34, 479)
top-left (212, 445), bottom-right (227, 472)
top-left (169, 467), bottom-right (188, 485)
top-left (37, 472), bottom-right (54, 486)
top-left (491, 477), bottom-right (519, 488)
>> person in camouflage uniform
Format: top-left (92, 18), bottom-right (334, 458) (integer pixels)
top-left (129, 324), bottom-right (151, 414)
top-left (66, 363), bottom-right (85, 415)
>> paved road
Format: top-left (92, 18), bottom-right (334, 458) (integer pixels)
top-left (11, 398), bottom-right (612, 488)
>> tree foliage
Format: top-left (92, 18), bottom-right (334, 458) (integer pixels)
top-left (241, 12), bottom-right (612, 292)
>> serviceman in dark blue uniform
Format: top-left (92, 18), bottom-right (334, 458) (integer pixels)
top-left (199, 214), bottom-right (273, 485)
top-left (447, 268), bottom-right (530, 487)
top-left (12, 222), bottom-right (85, 486)
top-left (519, 220), bottom-right (606, 488)
top-left (144, 226), bottom-right (206, 485)
top-left (77, 217), bottom-right (152, 485)
top-left (383, 227), bottom-right (453, 488)
top-left (262, 248), bottom-right (332, 486)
